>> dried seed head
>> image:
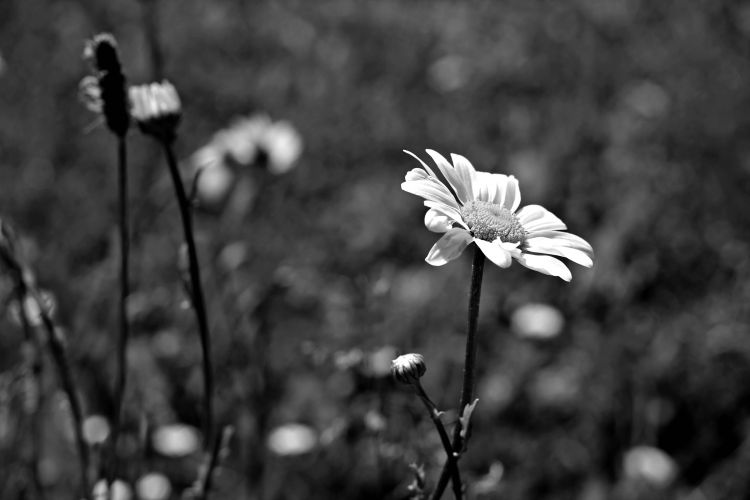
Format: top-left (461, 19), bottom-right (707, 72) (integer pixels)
top-left (82, 33), bottom-right (130, 137)
top-left (391, 353), bottom-right (427, 385)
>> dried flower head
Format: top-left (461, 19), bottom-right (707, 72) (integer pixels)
top-left (129, 81), bottom-right (182, 142)
top-left (391, 353), bottom-right (427, 385)
top-left (402, 150), bottom-right (594, 281)
top-left (81, 33), bottom-right (130, 137)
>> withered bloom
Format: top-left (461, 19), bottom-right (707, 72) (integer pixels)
top-left (82, 33), bottom-right (130, 137)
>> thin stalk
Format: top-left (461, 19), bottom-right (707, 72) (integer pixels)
top-left (414, 382), bottom-right (462, 499)
top-left (19, 294), bottom-right (45, 500)
top-left (35, 293), bottom-right (90, 500)
top-left (431, 247), bottom-right (485, 500)
top-left (196, 426), bottom-right (234, 500)
top-left (162, 141), bottom-right (214, 449)
top-left (108, 136), bottom-right (130, 488)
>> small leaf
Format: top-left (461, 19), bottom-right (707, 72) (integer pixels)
top-left (459, 399), bottom-right (479, 440)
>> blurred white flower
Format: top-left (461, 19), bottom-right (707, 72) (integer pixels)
top-left (135, 473), bottom-right (172, 500)
top-left (261, 119), bottom-right (304, 174)
top-left (267, 423), bottom-right (317, 456)
top-left (151, 423), bottom-right (200, 457)
top-left (93, 479), bottom-right (132, 500)
top-left (190, 145), bottom-right (235, 206)
top-left (210, 114), bottom-right (303, 173)
top-left (623, 445), bottom-right (678, 487)
top-left (82, 414), bottom-right (110, 446)
top-left (402, 150), bottom-right (593, 281)
top-left (511, 303), bottom-right (565, 340)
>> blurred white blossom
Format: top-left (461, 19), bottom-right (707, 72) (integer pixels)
top-left (82, 414), bottom-right (110, 446)
top-left (151, 423), bottom-right (200, 457)
top-left (135, 473), bottom-right (172, 500)
top-left (267, 423), bottom-right (317, 456)
top-left (511, 303), bottom-right (565, 340)
top-left (93, 479), bottom-right (132, 500)
top-left (622, 445), bottom-right (678, 487)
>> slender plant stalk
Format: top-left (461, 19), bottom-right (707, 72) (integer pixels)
top-left (19, 294), bottom-right (45, 500)
top-left (1, 231), bottom-right (87, 498)
top-left (432, 247), bottom-right (486, 500)
top-left (35, 292), bottom-right (91, 500)
top-left (414, 383), bottom-right (462, 499)
top-left (108, 136), bottom-right (130, 489)
top-left (196, 426), bottom-right (234, 500)
top-left (162, 140), bottom-right (214, 449)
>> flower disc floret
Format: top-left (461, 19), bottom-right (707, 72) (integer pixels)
top-left (460, 200), bottom-right (526, 243)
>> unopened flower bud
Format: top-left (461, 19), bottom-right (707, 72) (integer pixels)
top-left (391, 353), bottom-right (426, 385)
top-left (129, 81), bottom-right (181, 142)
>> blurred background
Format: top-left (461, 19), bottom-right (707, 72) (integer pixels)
top-left (2, 0), bottom-right (750, 498)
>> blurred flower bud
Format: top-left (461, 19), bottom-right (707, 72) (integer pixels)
top-left (129, 81), bottom-right (181, 142)
top-left (82, 33), bottom-right (130, 137)
top-left (391, 353), bottom-right (426, 385)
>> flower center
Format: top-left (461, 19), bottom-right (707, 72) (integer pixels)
top-left (460, 200), bottom-right (526, 243)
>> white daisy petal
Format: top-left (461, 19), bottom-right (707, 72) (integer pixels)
top-left (424, 208), bottom-right (454, 233)
top-left (490, 174), bottom-right (510, 206)
top-left (425, 228), bottom-right (473, 266)
top-left (401, 179), bottom-right (460, 210)
top-left (503, 175), bottom-right (521, 212)
top-left (425, 149), bottom-right (472, 204)
top-left (514, 253), bottom-right (572, 282)
top-left (528, 231), bottom-right (593, 253)
top-left (474, 172), bottom-right (492, 202)
top-left (517, 205), bottom-right (567, 232)
top-left (404, 150), bottom-right (438, 178)
top-left (423, 201), bottom-right (469, 229)
top-left (450, 153), bottom-right (477, 203)
top-left (474, 239), bottom-right (513, 268)
top-left (524, 238), bottom-right (594, 267)
top-left (404, 168), bottom-right (430, 182)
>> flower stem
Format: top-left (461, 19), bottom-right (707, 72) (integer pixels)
top-left (162, 140), bottom-right (214, 449)
top-left (18, 293), bottom-right (45, 499)
top-left (108, 135), bottom-right (129, 488)
top-left (195, 426), bottom-right (234, 500)
top-left (414, 382), bottom-right (462, 499)
top-left (431, 247), bottom-right (485, 500)
top-left (36, 293), bottom-right (91, 500)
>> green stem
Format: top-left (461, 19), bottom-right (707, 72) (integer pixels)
top-left (109, 136), bottom-right (129, 488)
top-left (162, 141), bottom-right (214, 449)
top-left (431, 247), bottom-right (485, 500)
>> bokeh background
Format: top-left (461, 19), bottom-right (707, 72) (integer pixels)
top-left (2, 0), bottom-right (750, 499)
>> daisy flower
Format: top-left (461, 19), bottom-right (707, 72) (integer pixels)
top-left (402, 150), bottom-right (593, 281)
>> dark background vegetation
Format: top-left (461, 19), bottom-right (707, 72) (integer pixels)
top-left (2, 0), bottom-right (750, 498)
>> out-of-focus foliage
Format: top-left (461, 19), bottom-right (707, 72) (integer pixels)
top-left (2, 0), bottom-right (750, 498)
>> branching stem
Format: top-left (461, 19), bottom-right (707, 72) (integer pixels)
top-left (431, 247), bottom-right (485, 500)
